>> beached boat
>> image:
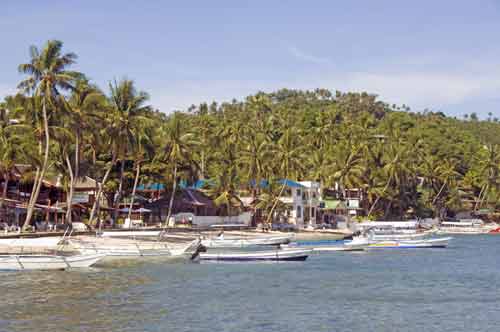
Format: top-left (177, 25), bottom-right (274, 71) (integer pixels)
top-left (201, 234), bottom-right (293, 248)
top-left (67, 236), bottom-right (202, 261)
top-left (0, 253), bottom-right (106, 271)
top-left (101, 230), bottom-right (163, 238)
top-left (437, 220), bottom-right (495, 234)
top-left (200, 248), bottom-right (311, 262)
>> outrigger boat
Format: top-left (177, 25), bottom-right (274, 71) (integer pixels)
top-left (345, 236), bottom-right (452, 249)
top-left (0, 236), bottom-right (62, 247)
top-left (437, 220), bottom-right (496, 235)
top-left (66, 236), bottom-right (202, 262)
top-left (0, 253), bottom-right (106, 271)
top-left (200, 248), bottom-right (311, 262)
top-left (282, 240), bottom-right (366, 252)
top-left (200, 234), bottom-right (293, 248)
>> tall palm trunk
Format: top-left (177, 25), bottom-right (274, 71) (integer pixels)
top-left (23, 102), bottom-right (50, 231)
top-left (0, 174), bottom-right (7, 208)
top-left (165, 164), bottom-right (177, 227)
top-left (265, 179), bottom-right (287, 230)
top-left (432, 180), bottom-right (447, 218)
top-left (89, 153), bottom-right (117, 225)
top-left (64, 153), bottom-right (75, 225)
top-left (127, 161), bottom-right (141, 221)
top-left (476, 184), bottom-right (489, 211)
top-left (0, 174), bottom-right (8, 222)
top-left (474, 184), bottom-right (486, 212)
top-left (113, 159), bottom-right (126, 224)
top-left (367, 173), bottom-right (393, 218)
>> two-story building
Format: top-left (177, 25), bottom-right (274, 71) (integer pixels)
top-left (277, 179), bottom-right (321, 229)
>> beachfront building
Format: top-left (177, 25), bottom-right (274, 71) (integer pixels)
top-left (276, 180), bottom-right (321, 229)
top-left (0, 164), bottom-right (100, 227)
top-left (319, 199), bottom-right (348, 228)
top-left (344, 188), bottom-right (364, 216)
top-left (299, 181), bottom-right (320, 228)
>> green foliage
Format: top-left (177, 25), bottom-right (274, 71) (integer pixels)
top-left (2, 40), bottom-right (500, 221)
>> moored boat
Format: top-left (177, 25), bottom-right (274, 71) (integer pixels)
top-left (199, 248), bottom-right (311, 262)
top-left (437, 220), bottom-right (495, 234)
top-left (67, 236), bottom-right (202, 261)
top-left (0, 253), bottom-right (106, 271)
top-left (345, 236), bottom-right (452, 249)
top-left (200, 234), bottom-right (293, 248)
top-left (282, 240), bottom-right (366, 252)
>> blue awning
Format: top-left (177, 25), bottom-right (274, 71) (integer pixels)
top-left (277, 179), bottom-right (304, 188)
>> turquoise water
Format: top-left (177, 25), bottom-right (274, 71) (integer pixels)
top-left (0, 235), bottom-right (499, 332)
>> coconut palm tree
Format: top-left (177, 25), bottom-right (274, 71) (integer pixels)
top-left (158, 112), bottom-right (196, 225)
top-left (61, 79), bottom-right (106, 223)
top-left (107, 79), bottom-right (151, 222)
top-left (126, 119), bottom-right (154, 221)
top-left (17, 40), bottom-right (81, 230)
top-left (0, 114), bottom-right (16, 212)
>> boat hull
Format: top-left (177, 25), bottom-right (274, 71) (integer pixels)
top-left (201, 235), bottom-right (293, 248)
top-left (200, 249), bottom-right (310, 262)
top-left (0, 253), bottom-right (105, 270)
top-left (367, 237), bottom-right (452, 249)
top-left (0, 237), bottom-right (62, 247)
top-left (69, 237), bottom-right (201, 262)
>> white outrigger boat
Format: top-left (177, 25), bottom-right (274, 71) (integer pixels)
top-left (282, 240), bottom-right (366, 252)
top-left (0, 253), bottom-right (106, 271)
top-left (0, 236), bottom-right (62, 247)
top-left (67, 236), bottom-right (202, 262)
top-left (437, 220), bottom-right (496, 235)
top-left (345, 236), bottom-right (452, 249)
top-left (200, 248), bottom-right (311, 262)
top-left (200, 234), bottom-right (293, 249)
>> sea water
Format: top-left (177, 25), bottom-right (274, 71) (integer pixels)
top-left (0, 235), bottom-right (498, 332)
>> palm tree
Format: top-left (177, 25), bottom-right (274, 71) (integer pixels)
top-left (17, 40), bottom-right (81, 230)
top-left (474, 144), bottom-right (500, 211)
top-left (108, 79), bottom-right (151, 223)
top-left (158, 112), bottom-right (196, 225)
top-left (127, 120), bottom-right (154, 221)
top-left (61, 79), bottom-right (105, 224)
top-left (0, 115), bottom-right (15, 213)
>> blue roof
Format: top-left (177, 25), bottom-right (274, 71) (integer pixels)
top-left (179, 179), bottom-right (215, 190)
top-left (278, 179), bottom-right (304, 188)
top-left (137, 183), bottom-right (165, 191)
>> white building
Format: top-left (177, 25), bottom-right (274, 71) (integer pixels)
top-left (278, 180), bottom-right (321, 229)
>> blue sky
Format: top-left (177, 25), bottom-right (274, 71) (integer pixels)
top-left (1, 0), bottom-right (500, 118)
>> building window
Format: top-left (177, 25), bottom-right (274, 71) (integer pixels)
top-left (297, 206), bottom-right (302, 218)
top-left (296, 189), bottom-right (301, 197)
top-left (311, 208), bottom-right (315, 218)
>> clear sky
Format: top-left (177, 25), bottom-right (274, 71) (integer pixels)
top-left (1, 0), bottom-right (500, 118)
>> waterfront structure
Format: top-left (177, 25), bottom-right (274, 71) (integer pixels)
top-left (273, 179), bottom-right (322, 229)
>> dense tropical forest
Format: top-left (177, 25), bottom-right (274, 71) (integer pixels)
top-left (1, 40), bottom-right (499, 229)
